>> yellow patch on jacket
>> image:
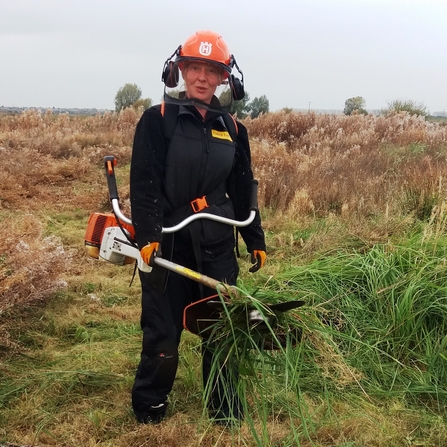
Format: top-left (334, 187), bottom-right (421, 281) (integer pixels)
top-left (211, 129), bottom-right (233, 141)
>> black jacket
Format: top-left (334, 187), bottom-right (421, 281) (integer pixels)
top-left (130, 104), bottom-right (266, 254)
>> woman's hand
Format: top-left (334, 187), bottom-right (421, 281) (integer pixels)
top-left (140, 242), bottom-right (160, 266)
top-left (249, 250), bottom-right (266, 273)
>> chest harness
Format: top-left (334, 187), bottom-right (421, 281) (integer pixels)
top-left (159, 103), bottom-right (239, 295)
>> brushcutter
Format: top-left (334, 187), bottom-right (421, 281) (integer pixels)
top-left (84, 156), bottom-right (304, 347)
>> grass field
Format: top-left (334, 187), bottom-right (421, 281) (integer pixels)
top-left (1, 108), bottom-right (447, 446)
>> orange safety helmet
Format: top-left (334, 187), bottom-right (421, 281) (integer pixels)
top-left (161, 30), bottom-right (245, 111)
top-left (178, 30), bottom-right (232, 78)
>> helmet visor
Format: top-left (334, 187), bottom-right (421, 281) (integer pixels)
top-left (163, 58), bottom-right (233, 113)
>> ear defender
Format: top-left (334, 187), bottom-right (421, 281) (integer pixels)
top-left (229, 55), bottom-right (245, 100)
top-left (231, 75), bottom-right (245, 100)
top-left (162, 61), bottom-right (179, 88)
top-left (161, 46), bottom-right (181, 88)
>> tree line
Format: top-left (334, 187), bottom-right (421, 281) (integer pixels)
top-left (115, 83), bottom-right (430, 119)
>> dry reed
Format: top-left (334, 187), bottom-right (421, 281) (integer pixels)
top-left (246, 111), bottom-right (447, 222)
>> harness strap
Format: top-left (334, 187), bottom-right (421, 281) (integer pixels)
top-left (165, 187), bottom-right (227, 225)
top-left (159, 101), bottom-right (239, 275)
top-left (190, 196), bottom-right (209, 213)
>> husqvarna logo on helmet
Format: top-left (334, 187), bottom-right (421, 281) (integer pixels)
top-left (199, 41), bottom-right (212, 56)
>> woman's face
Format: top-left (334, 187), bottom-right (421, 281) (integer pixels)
top-left (182, 61), bottom-right (223, 104)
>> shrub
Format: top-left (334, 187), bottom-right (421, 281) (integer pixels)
top-left (382, 99), bottom-right (428, 117)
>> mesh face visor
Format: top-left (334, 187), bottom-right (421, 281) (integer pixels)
top-left (162, 58), bottom-right (236, 114)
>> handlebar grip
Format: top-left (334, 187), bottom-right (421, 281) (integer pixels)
top-left (104, 156), bottom-right (119, 201)
top-left (249, 179), bottom-right (259, 211)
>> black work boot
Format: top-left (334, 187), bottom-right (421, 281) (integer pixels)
top-left (140, 402), bottom-right (168, 424)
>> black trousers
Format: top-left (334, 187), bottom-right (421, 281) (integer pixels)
top-left (131, 240), bottom-right (240, 421)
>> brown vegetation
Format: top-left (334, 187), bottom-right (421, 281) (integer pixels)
top-left (245, 111), bottom-right (447, 219)
top-left (2, 108), bottom-right (447, 329)
top-left (0, 108), bottom-right (140, 350)
top-left (1, 108), bottom-right (447, 446)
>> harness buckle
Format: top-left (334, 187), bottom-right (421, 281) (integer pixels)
top-left (191, 196), bottom-right (209, 213)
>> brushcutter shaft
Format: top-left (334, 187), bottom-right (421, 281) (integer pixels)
top-left (153, 257), bottom-right (236, 294)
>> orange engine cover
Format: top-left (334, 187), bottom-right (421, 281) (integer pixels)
top-left (84, 212), bottom-right (135, 259)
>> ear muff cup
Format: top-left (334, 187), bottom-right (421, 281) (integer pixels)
top-left (162, 61), bottom-right (179, 88)
top-left (231, 75), bottom-right (245, 101)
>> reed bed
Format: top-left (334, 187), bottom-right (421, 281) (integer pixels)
top-left (246, 111), bottom-right (447, 220)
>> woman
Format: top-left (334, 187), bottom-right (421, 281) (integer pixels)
top-left (130, 30), bottom-right (266, 425)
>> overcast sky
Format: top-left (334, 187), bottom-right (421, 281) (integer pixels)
top-left (1, 0), bottom-right (446, 113)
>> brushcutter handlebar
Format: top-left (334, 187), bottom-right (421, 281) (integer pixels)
top-left (249, 179), bottom-right (259, 211)
top-left (104, 156), bottom-right (119, 201)
top-left (105, 155), bottom-right (258, 232)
